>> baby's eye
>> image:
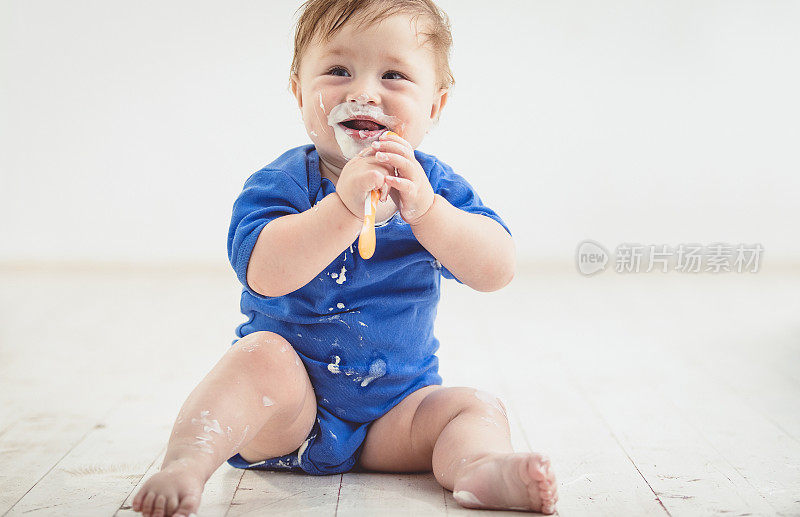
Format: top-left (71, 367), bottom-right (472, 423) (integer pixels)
top-left (327, 66), bottom-right (350, 77)
top-left (383, 71), bottom-right (406, 80)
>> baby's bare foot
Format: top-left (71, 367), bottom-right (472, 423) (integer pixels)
top-left (132, 458), bottom-right (205, 517)
top-left (452, 452), bottom-right (558, 514)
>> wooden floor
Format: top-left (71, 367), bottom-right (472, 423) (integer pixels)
top-left (1, 265), bottom-right (799, 516)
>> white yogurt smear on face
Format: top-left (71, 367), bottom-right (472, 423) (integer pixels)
top-left (327, 102), bottom-right (401, 160)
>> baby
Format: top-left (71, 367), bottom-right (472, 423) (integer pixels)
top-left (132, 1), bottom-right (558, 515)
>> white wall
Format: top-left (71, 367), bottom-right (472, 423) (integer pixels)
top-left (2, 0), bottom-right (799, 267)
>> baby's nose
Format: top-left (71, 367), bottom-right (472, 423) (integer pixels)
top-left (347, 92), bottom-right (378, 105)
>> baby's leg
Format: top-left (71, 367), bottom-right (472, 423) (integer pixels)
top-left (132, 331), bottom-right (316, 517)
top-left (358, 386), bottom-right (558, 514)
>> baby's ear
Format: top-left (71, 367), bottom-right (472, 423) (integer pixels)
top-left (290, 73), bottom-right (303, 109)
top-left (430, 87), bottom-right (449, 123)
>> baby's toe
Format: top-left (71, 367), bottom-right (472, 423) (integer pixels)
top-left (152, 494), bottom-right (167, 517)
top-left (132, 488), bottom-right (145, 512)
top-left (141, 491), bottom-right (156, 516)
top-left (523, 454), bottom-right (558, 513)
top-left (166, 495), bottom-right (180, 516)
top-left (522, 453), bottom-right (551, 483)
top-left (542, 484), bottom-right (558, 510)
top-left (173, 493), bottom-right (200, 517)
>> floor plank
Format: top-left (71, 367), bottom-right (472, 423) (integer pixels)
top-left (226, 470), bottom-right (340, 516)
top-left (0, 414), bottom-right (100, 514)
top-left (658, 352), bottom-right (800, 514)
top-left (565, 355), bottom-right (778, 516)
top-left (6, 396), bottom-right (172, 516)
top-left (338, 472), bottom-right (444, 516)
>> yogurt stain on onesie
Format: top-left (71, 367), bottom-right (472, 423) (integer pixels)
top-left (297, 433), bottom-right (316, 464)
top-left (327, 355), bottom-right (341, 374)
top-left (360, 358), bottom-right (386, 387)
top-left (335, 264), bottom-right (347, 284)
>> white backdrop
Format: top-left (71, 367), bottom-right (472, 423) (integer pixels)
top-left (2, 0), bottom-right (799, 267)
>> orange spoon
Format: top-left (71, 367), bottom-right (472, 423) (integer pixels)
top-left (358, 189), bottom-right (380, 259)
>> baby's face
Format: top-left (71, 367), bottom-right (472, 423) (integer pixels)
top-left (291, 13), bottom-right (448, 168)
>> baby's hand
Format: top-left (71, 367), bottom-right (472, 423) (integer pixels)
top-left (369, 132), bottom-right (435, 226)
top-left (337, 147), bottom-right (395, 221)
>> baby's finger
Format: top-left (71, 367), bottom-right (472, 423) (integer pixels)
top-left (362, 170), bottom-right (385, 192)
top-left (374, 152), bottom-right (416, 178)
top-left (380, 182), bottom-right (390, 202)
top-left (380, 130), bottom-right (412, 150)
top-left (384, 174), bottom-right (415, 194)
top-left (374, 170), bottom-right (387, 191)
top-left (371, 140), bottom-right (412, 160)
top-left (357, 145), bottom-right (377, 158)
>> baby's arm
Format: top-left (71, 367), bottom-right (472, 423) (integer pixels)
top-left (410, 194), bottom-right (516, 291)
top-left (247, 192), bottom-right (362, 297)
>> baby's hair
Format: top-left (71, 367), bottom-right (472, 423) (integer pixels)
top-left (290, 0), bottom-right (455, 91)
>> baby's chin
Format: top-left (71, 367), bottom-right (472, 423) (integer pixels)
top-left (313, 136), bottom-right (368, 164)
top-left (331, 126), bottom-right (383, 161)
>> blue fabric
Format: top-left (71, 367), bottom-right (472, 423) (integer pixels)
top-left (225, 144), bottom-right (511, 475)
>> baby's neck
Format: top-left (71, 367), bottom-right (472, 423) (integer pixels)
top-left (319, 158), bottom-right (342, 187)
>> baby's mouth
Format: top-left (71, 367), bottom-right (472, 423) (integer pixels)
top-left (340, 118), bottom-right (386, 131)
top-left (339, 117), bottom-right (388, 140)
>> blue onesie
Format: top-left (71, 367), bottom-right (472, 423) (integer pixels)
top-left (225, 144), bottom-right (511, 475)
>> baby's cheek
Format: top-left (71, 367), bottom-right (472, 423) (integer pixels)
top-left (307, 89), bottom-right (338, 134)
top-left (301, 103), bottom-right (328, 140)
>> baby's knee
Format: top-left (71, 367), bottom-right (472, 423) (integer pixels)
top-left (231, 332), bottom-right (301, 373)
top-left (471, 389), bottom-right (508, 419)
top-left (230, 331), bottom-right (311, 409)
top-left (419, 387), bottom-right (508, 424)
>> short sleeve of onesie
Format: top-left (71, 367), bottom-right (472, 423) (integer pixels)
top-left (227, 169), bottom-right (310, 298)
top-left (426, 156), bottom-right (513, 283)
